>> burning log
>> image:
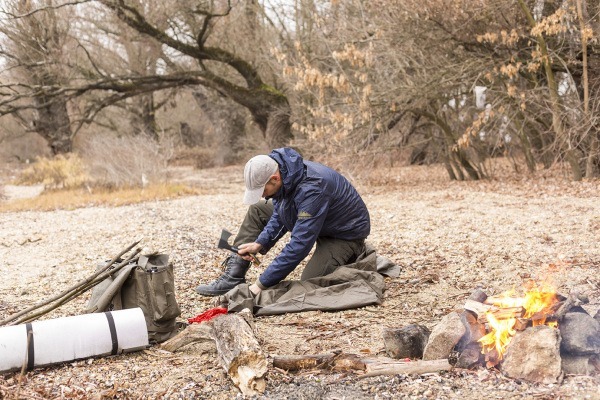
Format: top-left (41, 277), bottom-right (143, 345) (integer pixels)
top-left (463, 299), bottom-right (524, 323)
top-left (161, 310), bottom-right (267, 397)
top-left (513, 318), bottom-right (531, 331)
top-left (478, 307), bottom-right (525, 323)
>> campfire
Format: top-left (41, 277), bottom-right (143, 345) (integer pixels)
top-left (468, 283), bottom-right (560, 367)
top-left (383, 281), bottom-right (600, 384)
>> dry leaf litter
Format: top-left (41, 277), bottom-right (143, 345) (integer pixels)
top-left (1, 164), bottom-right (599, 399)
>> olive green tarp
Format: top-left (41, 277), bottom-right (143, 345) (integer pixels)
top-left (222, 244), bottom-right (400, 316)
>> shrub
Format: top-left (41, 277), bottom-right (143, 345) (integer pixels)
top-left (80, 133), bottom-right (171, 187)
top-left (16, 154), bottom-right (90, 189)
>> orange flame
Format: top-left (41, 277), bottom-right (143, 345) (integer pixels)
top-left (479, 313), bottom-right (516, 359)
top-left (478, 283), bottom-right (558, 362)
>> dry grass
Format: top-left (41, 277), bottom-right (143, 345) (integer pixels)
top-left (16, 154), bottom-right (90, 189)
top-left (0, 183), bottom-right (200, 212)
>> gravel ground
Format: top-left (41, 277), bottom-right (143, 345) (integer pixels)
top-left (1, 164), bottom-right (599, 399)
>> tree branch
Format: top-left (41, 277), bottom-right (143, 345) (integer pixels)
top-left (98, 0), bottom-right (262, 89)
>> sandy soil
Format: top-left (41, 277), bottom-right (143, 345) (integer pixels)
top-left (0, 164), bottom-right (599, 399)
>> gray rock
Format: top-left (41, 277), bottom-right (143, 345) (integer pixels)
top-left (559, 311), bottom-right (600, 355)
top-left (502, 325), bottom-right (562, 384)
top-left (422, 312), bottom-right (466, 361)
top-left (456, 310), bottom-right (486, 351)
top-left (383, 324), bottom-right (431, 359)
top-left (562, 354), bottom-right (599, 376)
top-left (455, 342), bottom-right (483, 369)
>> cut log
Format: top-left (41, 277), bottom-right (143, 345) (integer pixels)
top-left (483, 295), bottom-right (514, 306)
top-left (514, 318), bottom-right (531, 331)
top-left (210, 312), bottom-right (268, 396)
top-left (272, 353), bottom-right (452, 377)
top-left (464, 300), bottom-right (524, 322)
top-left (161, 310), bottom-right (267, 397)
top-left (463, 299), bottom-right (525, 322)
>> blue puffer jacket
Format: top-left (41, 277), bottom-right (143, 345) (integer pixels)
top-left (255, 148), bottom-right (370, 288)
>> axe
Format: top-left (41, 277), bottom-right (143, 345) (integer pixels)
top-left (218, 229), bottom-right (260, 266)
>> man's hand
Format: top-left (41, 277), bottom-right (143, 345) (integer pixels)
top-left (249, 283), bottom-right (262, 296)
top-left (238, 242), bottom-right (263, 262)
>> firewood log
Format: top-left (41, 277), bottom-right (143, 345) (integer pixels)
top-left (464, 300), bottom-right (524, 322)
top-left (478, 307), bottom-right (525, 323)
top-left (161, 310), bottom-right (267, 397)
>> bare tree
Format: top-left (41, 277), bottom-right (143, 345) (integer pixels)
top-left (0, 0), bottom-right (74, 154)
top-left (0, 0), bottom-right (293, 155)
top-left (275, 0), bottom-right (600, 180)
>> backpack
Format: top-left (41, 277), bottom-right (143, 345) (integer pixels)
top-left (86, 253), bottom-right (182, 343)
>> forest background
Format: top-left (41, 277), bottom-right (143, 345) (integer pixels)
top-left (1, 0), bottom-right (599, 194)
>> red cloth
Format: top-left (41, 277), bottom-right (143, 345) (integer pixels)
top-left (187, 307), bottom-right (228, 324)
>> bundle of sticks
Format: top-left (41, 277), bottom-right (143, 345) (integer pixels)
top-left (0, 240), bottom-right (142, 326)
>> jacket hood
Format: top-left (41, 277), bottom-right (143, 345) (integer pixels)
top-left (268, 148), bottom-right (305, 199)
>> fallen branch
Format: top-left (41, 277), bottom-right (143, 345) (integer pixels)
top-left (550, 291), bottom-right (589, 321)
top-left (272, 353), bottom-right (453, 378)
top-left (161, 323), bottom-right (214, 352)
top-left (359, 358), bottom-right (453, 378)
top-left (272, 353), bottom-right (365, 372)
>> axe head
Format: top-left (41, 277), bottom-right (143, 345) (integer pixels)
top-left (218, 229), bottom-right (238, 253)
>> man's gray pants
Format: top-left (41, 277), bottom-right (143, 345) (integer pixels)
top-left (233, 200), bottom-right (366, 280)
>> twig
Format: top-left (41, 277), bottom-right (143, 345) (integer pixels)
top-left (307, 326), bottom-right (357, 341)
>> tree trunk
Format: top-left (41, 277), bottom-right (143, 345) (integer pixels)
top-left (132, 93), bottom-right (159, 141)
top-left (33, 96), bottom-right (73, 155)
top-left (192, 90), bottom-right (247, 164)
top-left (585, 131), bottom-right (600, 177)
top-left (518, 0), bottom-right (583, 180)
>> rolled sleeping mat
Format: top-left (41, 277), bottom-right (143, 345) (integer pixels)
top-left (0, 307), bottom-right (149, 372)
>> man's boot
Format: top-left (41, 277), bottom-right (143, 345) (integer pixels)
top-left (195, 254), bottom-right (251, 296)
